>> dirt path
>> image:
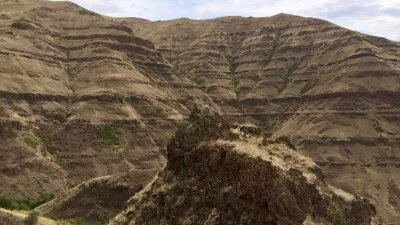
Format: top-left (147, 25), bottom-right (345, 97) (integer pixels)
top-left (0, 208), bottom-right (59, 225)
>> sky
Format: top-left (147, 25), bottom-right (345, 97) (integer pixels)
top-left (59, 0), bottom-right (400, 41)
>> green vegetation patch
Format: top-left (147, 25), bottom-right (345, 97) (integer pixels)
top-left (228, 56), bottom-right (237, 74)
top-left (55, 155), bottom-right (65, 164)
top-left (24, 137), bottom-right (39, 149)
top-left (100, 125), bottom-right (121, 146)
top-left (0, 193), bottom-right (55, 211)
top-left (24, 131), bottom-right (53, 154)
top-left (327, 202), bottom-right (346, 225)
top-left (33, 131), bottom-right (53, 154)
top-left (278, 61), bottom-right (298, 93)
top-left (233, 78), bottom-right (240, 99)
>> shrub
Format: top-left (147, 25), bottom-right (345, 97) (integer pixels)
top-left (279, 61), bottom-right (298, 93)
top-left (327, 202), bottom-right (346, 225)
top-left (235, 90), bottom-right (240, 99)
top-left (228, 56), bottom-right (237, 74)
top-left (55, 155), bottom-right (64, 164)
top-left (24, 131), bottom-right (53, 154)
top-left (24, 137), bottom-right (39, 149)
top-left (100, 125), bottom-right (121, 146)
top-left (0, 193), bottom-right (54, 211)
top-left (23, 211), bottom-right (39, 225)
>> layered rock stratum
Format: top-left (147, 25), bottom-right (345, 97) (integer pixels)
top-left (0, 0), bottom-right (399, 224)
top-left (0, 0), bottom-right (216, 199)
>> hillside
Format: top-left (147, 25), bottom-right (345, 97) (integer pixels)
top-left (0, 0), bottom-right (399, 224)
top-left (118, 15), bottom-right (400, 223)
top-left (0, 0), bottom-right (216, 198)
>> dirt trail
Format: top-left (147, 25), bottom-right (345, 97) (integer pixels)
top-left (0, 208), bottom-right (59, 225)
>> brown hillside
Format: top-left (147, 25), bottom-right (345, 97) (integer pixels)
top-left (0, 0), bottom-right (216, 199)
top-left (118, 15), bottom-right (400, 224)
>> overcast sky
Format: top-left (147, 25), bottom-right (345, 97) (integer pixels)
top-left (60, 0), bottom-right (400, 41)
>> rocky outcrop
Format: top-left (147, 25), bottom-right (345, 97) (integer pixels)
top-left (111, 109), bottom-right (379, 225)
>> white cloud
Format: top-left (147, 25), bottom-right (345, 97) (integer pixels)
top-left (55, 0), bottom-right (400, 41)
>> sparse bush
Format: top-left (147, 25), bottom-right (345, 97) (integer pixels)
top-left (279, 61), bottom-right (298, 93)
top-left (33, 131), bottom-right (53, 154)
top-left (327, 202), bottom-right (346, 225)
top-left (24, 131), bottom-right (53, 153)
top-left (100, 125), bottom-right (121, 146)
top-left (235, 90), bottom-right (240, 98)
top-left (55, 155), bottom-right (64, 164)
top-left (24, 137), bottom-right (39, 149)
top-left (233, 79), bottom-right (240, 99)
top-left (228, 56), bottom-right (237, 74)
top-left (0, 193), bottom-right (55, 211)
top-left (23, 211), bottom-right (39, 225)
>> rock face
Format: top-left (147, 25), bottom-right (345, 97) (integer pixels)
top-left (0, 0), bottom-right (216, 199)
top-left (120, 16), bottom-right (400, 223)
top-left (111, 109), bottom-right (379, 225)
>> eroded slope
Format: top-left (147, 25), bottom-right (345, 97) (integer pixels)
top-left (0, 0), bottom-right (217, 199)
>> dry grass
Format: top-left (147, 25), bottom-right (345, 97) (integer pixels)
top-left (215, 138), bottom-right (318, 183)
